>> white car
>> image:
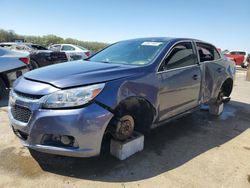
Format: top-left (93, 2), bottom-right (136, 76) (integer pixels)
top-left (0, 47), bottom-right (30, 98)
top-left (48, 44), bottom-right (91, 61)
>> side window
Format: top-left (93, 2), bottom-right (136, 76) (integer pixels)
top-left (159, 42), bottom-right (196, 71)
top-left (62, 45), bottom-right (75, 51)
top-left (197, 43), bottom-right (221, 62)
top-left (50, 45), bottom-right (61, 51)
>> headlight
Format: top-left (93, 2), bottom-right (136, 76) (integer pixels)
top-left (42, 83), bottom-right (105, 109)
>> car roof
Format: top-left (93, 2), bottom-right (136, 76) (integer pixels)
top-left (0, 42), bottom-right (32, 46)
top-left (54, 44), bottom-right (75, 46)
top-left (230, 50), bottom-right (247, 52)
top-left (0, 47), bottom-right (29, 56)
top-left (0, 42), bottom-right (17, 45)
top-left (119, 37), bottom-right (207, 43)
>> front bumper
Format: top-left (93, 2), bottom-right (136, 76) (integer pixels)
top-left (8, 91), bottom-right (113, 157)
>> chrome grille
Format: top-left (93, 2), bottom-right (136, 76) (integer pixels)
top-left (11, 105), bottom-right (32, 123)
top-left (14, 90), bottom-right (43, 100)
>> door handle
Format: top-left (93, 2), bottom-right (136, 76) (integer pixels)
top-left (217, 67), bottom-right (222, 73)
top-left (192, 75), bottom-right (198, 80)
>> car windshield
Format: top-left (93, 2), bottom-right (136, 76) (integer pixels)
top-left (89, 40), bottom-right (165, 66)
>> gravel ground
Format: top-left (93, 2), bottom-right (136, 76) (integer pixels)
top-left (0, 69), bottom-right (250, 188)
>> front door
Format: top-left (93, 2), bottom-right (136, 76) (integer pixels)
top-left (157, 41), bottom-right (201, 121)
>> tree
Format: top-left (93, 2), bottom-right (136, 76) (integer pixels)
top-left (0, 28), bottom-right (108, 52)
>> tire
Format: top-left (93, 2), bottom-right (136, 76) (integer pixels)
top-left (241, 64), bottom-right (246, 68)
top-left (0, 78), bottom-right (7, 99)
top-left (241, 61), bottom-right (249, 69)
top-left (30, 60), bottom-right (39, 70)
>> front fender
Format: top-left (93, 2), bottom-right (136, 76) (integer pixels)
top-left (95, 74), bottom-right (158, 112)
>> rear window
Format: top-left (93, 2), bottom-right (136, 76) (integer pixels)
top-left (159, 42), bottom-right (196, 71)
top-left (230, 51), bottom-right (246, 55)
top-left (62, 45), bottom-right (75, 51)
top-left (31, 45), bottom-right (48, 50)
top-left (49, 45), bottom-right (61, 51)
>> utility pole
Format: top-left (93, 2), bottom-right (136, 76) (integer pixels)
top-left (246, 54), bottom-right (250, 81)
top-left (246, 66), bottom-right (250, 81)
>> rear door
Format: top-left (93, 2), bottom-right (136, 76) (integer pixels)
top-left (157, 41), bottom-right (201, 121)
top-left (61, 45), bottom-right (78, 60)
top-left (195, 42), bottom-right (226, 103)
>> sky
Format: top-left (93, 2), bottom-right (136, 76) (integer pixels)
top-left (0, 0), bottom-right (249, 51)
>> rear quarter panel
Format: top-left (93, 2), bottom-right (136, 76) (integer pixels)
top-left (201, 58), bottom-right (235, 104)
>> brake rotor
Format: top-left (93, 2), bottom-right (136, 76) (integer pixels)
top-left (114, 115), bottom-right (134, 141)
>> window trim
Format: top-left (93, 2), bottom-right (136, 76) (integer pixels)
top-left (195, 42), bottom-right (222, 63)
top-left (157, 40), bottom-right (198, 74)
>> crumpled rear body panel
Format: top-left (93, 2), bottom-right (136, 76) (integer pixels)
top-left (200, 58), bottom-right (235, 104)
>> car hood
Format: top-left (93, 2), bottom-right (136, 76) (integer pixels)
top-left (24, 60), bottom-right (140, 88)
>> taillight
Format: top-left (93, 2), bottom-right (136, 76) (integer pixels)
top-left (84, 51), bottom-right (91, 57)
top-left (19, 57), bottom-right (30, 65)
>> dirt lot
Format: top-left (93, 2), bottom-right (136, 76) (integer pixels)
top-left (0, 69), bottom-right (250, 188)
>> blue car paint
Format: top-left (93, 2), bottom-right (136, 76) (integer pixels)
top-left (8, 37), bottom-right (235, 157)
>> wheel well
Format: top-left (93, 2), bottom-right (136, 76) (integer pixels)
top-left (221, 78), bottom-right (233, 97)
top-left (100, 97), bottom-right (155, 154)
top-left (30, 59), bottom-right (40, 66)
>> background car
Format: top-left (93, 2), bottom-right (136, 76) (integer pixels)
top-left (48, 44), bottom-right (91, 61)
top-left (0, 42), bottom-right (68, 69)
top-left (0, 47), bottom-right (30, 98)
top-left (224, 50), bottom-right (249, 68)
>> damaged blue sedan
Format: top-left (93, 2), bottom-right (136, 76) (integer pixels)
top-left (8, 38), bottom-right (235, 157)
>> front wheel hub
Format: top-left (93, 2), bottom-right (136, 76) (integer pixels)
top-left (114, 115), bottom-right (134, 141)
top-left (217, 90), bottom-right (225, 104)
